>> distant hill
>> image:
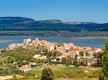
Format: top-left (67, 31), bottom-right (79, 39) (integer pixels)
top-left (0, 17), bottom-right (35, 24)
top-left (0, 17), bottom-right (108, 31)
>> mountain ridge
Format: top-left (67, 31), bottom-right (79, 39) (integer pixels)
top-left (0, 17), bottom-right (108, 31)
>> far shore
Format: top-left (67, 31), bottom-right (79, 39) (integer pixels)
top-left (0, 34), bottom-right (107, 38)
top-left (0, 31), bottom-right (108, 38)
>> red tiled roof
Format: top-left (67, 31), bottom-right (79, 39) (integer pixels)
top-left (19, 65), bottom-right (31, 71)
top-left (71, 47), bottom-right (82, 51)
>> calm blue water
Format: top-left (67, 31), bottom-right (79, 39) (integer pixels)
top-left (0, 35), bottom-right (106, 49)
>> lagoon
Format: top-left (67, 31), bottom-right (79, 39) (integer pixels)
top-left (0, 35), bottom-right (106, 49)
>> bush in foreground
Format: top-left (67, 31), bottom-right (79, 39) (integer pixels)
top-left (41, 67), bottom-right (54, 80)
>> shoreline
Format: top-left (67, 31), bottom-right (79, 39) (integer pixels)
top-left (0, 34), bottom-right (107, 38)
top-left (0, 35), bottom-right (105, 49)
top-left (0, 31), bottom-right (108, 37)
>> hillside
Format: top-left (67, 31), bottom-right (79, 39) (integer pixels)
top-left (0, 17), bottom-right (108, 32)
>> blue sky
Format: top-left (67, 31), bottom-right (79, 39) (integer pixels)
top-left (0, 0), bottom-right (108, 23)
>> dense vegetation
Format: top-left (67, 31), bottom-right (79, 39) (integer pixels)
top-left (102, 42), bottom-right (108, 77)
top-left (0, 47), bottom-right (35, 75)
top-left (99, 42), bottom-right (108, 80)
top-left (0, 45), bottom-right (63, 76)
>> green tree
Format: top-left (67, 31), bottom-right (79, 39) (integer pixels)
top-left (7, 56), bottom-right (15, 63)
top-left (56, 58), bottom-right (60, 64)
top-left (79, 51), bottom-right (84, 60)
top-left (79, 51), bottom-right (84, 56)
top-left (73, 54), bottom-right (79, 67)
top-left (102, 42), bottom-right (108, 77)
top-left (41, 67), bottom-right (54, 80)
top-left (61, 57), bottom-right (66, 64)
top-left (99, 71), bottom-right (104, 80)
top-left (65, 56), bottom-right (72, 66)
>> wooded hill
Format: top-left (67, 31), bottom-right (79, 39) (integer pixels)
top-left (0, 17), bottom-right (108, 32)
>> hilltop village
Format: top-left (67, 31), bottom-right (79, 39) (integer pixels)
top-left (7, 38), bottom-right (102, 72)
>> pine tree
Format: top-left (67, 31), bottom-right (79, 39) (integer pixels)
top-left (41, 67), bottom-right (54, 80)
top-left (102, 42), bottom-right (108, 77)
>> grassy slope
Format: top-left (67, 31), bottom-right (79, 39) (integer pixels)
top-left (7, 64), bottom-right (103, 80)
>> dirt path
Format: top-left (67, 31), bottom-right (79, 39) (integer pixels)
top-left (0, 75), bottom-right (23, 80)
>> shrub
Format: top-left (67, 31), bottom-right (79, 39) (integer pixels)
top-left (41, 67), bottom-right (54, 80)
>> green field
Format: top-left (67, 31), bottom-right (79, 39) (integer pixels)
top-left (7, 64), bottom-right (103, 80)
